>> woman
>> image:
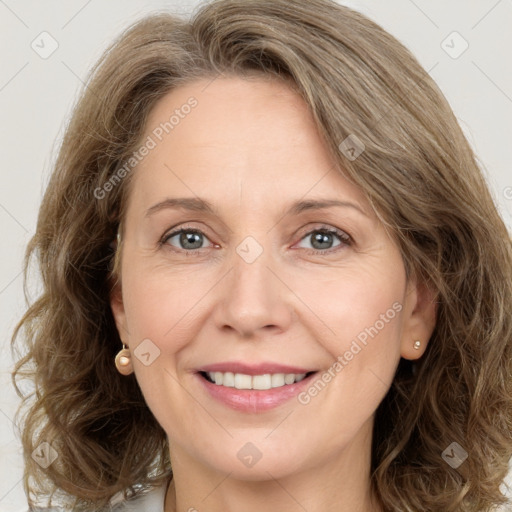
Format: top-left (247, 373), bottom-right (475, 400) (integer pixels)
top-left (11, 0), bottom-right (512, 510)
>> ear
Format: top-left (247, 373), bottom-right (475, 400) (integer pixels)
top-left (400, 276), bottom-right (437, 360)
top-left (110, 280), bottom-right (129, 345)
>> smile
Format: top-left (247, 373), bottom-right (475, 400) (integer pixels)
top-left (201, 371), bottom-right (310, 390)
top-left (196, 368), bottom-right (319, 412)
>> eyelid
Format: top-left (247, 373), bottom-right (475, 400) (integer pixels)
top-left (160, 224), bottom-right (215, 248)
top-left (292, 223), bottom-right (352, 253)
top-left (296, 223), bottom-right (351, 242)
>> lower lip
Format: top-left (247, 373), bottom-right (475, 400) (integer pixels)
top-left (196, 372), bottom-right (317, 412)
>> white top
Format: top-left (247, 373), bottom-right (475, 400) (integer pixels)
top-left (112, 480), bottom-right (168, 511)
top-left (30, 479), bottom-right (170, 511)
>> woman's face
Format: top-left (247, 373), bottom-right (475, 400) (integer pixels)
top-left (111, 75), bottom-right (435, 481)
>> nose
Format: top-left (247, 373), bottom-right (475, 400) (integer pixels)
top-left (213, 240), bottom-right (294, 339)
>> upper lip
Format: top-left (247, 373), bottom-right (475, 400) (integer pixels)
top-left (197, 361), bottom-right (317, 375)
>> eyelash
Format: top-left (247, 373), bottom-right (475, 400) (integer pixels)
top-left (158, 224), bottom-right (352, 256)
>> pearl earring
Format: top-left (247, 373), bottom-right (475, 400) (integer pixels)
top-left (115, 343), bottom-right (133, 375)
top-left (413, 340), bottom-right (421, 350)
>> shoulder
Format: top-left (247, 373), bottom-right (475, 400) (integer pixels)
top-left (27, 479), bottom-right (170, 512)
top-left (111, 480), bottom-right (168, 512)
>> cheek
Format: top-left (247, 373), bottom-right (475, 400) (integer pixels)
top-left (292, 275), bottom-right (405, 451)
top-left (289, 266), bottom-right (406, 359)
top-left (119, 260), bottom-right (201, 422)
top-left (121, 252), bottom-right (213, 346)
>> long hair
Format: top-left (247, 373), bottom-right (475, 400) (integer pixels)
top-left (11, 0), bottom-right (512, 510)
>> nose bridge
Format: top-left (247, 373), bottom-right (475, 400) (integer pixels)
top-left (233, 234), bottom-right (273, 300)
top-left (214, 233), bottom-right (292, 337)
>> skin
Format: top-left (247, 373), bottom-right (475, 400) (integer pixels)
top-left (110, 75), bottom-right (436, 512)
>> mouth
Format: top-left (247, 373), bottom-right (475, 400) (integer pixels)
top-left (195, 363), bottom-right (320, 412)
top-left (199, 370), bottom-right (317, 390)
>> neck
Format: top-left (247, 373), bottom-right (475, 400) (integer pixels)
top-left (164, 419), bottom-right (383, 512)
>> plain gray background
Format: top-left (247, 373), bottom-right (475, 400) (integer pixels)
top-left (1, 1), bottom-right (511, 510)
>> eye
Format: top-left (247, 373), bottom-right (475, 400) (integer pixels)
top-left (160, 227), bottom-right (213, 252)
top-left (159, 224), bottom-right (352, 255)
top-left (295, 226), bottom-right (351, 253)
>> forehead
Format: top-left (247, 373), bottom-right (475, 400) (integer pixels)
top-left (126, 75), bottom-right (369, 213)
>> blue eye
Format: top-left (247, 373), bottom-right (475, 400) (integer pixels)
top-left (159, 225), bottom-right (351, 255)
top-left (295, 227), bottom-right (351, 252)
top-left (161, 228), bottom-right (211, 251)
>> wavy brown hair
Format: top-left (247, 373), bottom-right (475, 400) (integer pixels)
top-left (11, 0), bottom-right (512, 510)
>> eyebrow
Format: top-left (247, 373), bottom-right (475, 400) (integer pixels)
top-left (144, 197), bottom-right (369, 218)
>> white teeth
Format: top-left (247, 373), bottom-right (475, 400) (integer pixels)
top-left (234, 373), bottom-right (252, 389)
top-left (222, 372), bottom-right (235, 387)
top-left (205, 371), bottom-right (308, 390)
top-left (271, 373), bottom-right (285, 387)
top-left (253, 374), bottom-right (271, 390)
top-left (284, 374), bottom-right (296, 385)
